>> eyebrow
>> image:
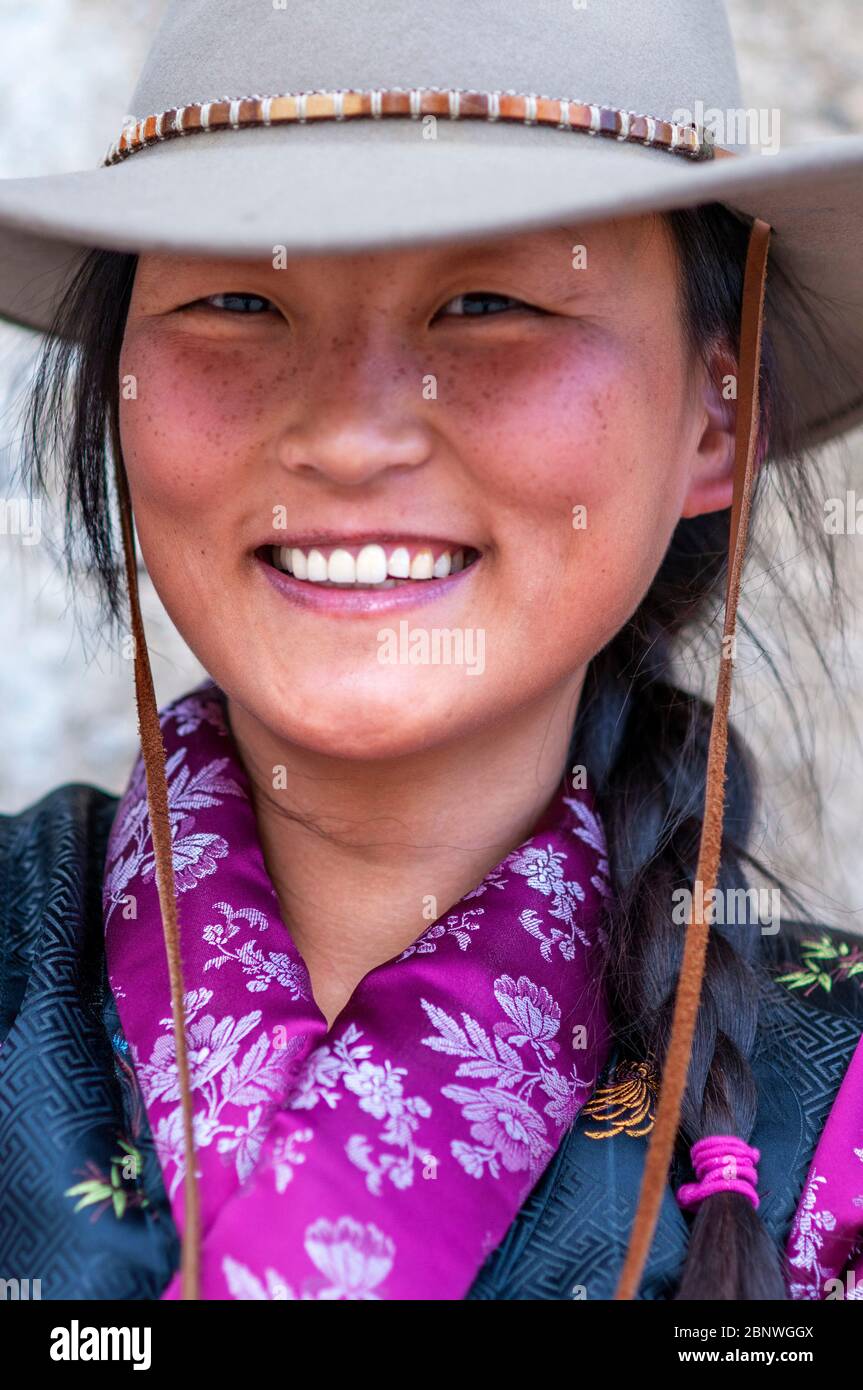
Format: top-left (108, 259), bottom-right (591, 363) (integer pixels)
top-left (428, 236), bottom-right (592, 300)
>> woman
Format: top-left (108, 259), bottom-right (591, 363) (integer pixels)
top-left (1, 0), bottom-right (862, 1301)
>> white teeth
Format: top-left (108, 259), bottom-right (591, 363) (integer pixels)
top-left (327, 548), bottom-right (356, 583)
top-left (271, 542), bottom-right (475, 585)
top-left (291, 547), bottom-right (308, 579)
top-left (409, 550), bottom-right (434, 580)
top-left (307, 549), bottom-right (328, 582)
top-left (355, 543), bottom-right (388, 583)
top-left (387, 547), bottom-right (411, 579)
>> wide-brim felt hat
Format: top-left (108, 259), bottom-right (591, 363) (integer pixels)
top-left (5, 0), bottom-right (861, 1303)
top-left (0, 0), bottom-right (862, 448)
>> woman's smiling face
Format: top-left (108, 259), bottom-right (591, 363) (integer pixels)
top-left (119, 215), bottom-right (734, 760)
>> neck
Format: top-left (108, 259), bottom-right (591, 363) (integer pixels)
top-left (227, 677), bottom-right (584, 1026)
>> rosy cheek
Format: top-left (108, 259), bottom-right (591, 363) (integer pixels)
top-left (443, 338), bottom-right (642, 512)
top-left (118, 331), bottom-right (275, 512)
top-left (432, 333), bottom-right (684, 639)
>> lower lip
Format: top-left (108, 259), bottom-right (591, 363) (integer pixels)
top-left (254, 552), bottom-right (481, 614)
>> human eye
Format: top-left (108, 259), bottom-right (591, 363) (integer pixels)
top-left (436, 291), bottom-right (547, 319)
top-left (189, 291), bottom-right (278, 315)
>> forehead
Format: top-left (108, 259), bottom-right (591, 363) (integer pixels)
top-left (133, 213), bottom-right (672, 292)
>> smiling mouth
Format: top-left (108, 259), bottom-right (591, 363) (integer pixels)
top-left (259, 540), bottom-right (481, 589)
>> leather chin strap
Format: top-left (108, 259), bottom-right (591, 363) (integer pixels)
top-left (113, 215), bottom-right (772, 1305)
top-left (113, 452), bottom-right (202, 1301)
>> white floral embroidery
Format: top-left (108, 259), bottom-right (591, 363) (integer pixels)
top-left (165, 690), bottom-right (228, 738)
top-left (305, 1217), bottom-right (395, 1299)
top-left (787, 1170), bottom-right (838, 1298)
top-left (517, 906), bottom-right (577, 963)
top-left (202, 900), bottom-right (310, 998)
top-left (136, 987), bottom-right (300, 1196)
top-left (222, 1217), bottom-right (395, 1300)
top-left (507, 842), bottom-right (592, 958)
top-left (507, 842), bottom-right (569, 898)
top-left (464, 865), bottom-right (509, 899)
top-left (397, 907), bottom-right (484, 959)
top-left (564, 796), bottom-right (612, 900)
top-left (222, 1257), bottom-right (298, 1300)
top-left (289, 1023), bottom-right (433, 1195)
top-left (270, 1128), bottom-right (315, 1192)
top-left (421, 973), bottom-right (590, 1182)
top-left (104, 748), bottom-right (245, 922)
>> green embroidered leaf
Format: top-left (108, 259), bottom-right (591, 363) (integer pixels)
top-left (68, 1185), bottom-right (112, 1212)
top-left (65, 1179), bottom-right (107, 1198)
top-left (779, 938), bottom-right (863, 996)
top-left (776, 970), bottom-right (809, 989)
top-left (800, 935), bottom-right (836, 957)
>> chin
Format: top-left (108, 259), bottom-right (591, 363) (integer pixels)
top-left (259, 670), bottom-right (486, 762)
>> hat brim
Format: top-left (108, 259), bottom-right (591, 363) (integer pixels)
top-left (1, 119), bottom-right (862, 448)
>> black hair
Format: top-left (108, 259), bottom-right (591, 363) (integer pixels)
top-left (19, 205), bottom-right (846, 1298)
top-left (572, 204), bottom-right (842, 1299)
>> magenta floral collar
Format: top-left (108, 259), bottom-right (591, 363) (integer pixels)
top-left (104, 681), bottom-right (612, 1300)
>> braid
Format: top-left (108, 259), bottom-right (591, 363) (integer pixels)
top-left (573, 633), bottom-right (786, 1298)
top-left (566, 200), bottom-right (840, 1298)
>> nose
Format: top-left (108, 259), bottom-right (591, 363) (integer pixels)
top-left (274, 329), bottom-right (435, 487)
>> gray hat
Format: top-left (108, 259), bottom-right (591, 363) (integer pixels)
top-left (0, 0), bottom-right (862, 447)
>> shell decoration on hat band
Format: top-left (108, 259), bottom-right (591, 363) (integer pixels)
top-left (102, 86), bottom-right (716, 167)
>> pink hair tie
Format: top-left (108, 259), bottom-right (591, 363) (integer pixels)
top-left (676, 1135), bottom-right (761, 1212)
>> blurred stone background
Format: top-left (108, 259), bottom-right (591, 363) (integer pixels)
top-left (0, 0), bottom-right (860, 931)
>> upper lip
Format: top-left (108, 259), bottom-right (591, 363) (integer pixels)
top-left (254, 531), bottom-right (480, 552)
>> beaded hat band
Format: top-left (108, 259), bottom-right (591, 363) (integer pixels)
top-left (103, 87), bottom-right (716, 168)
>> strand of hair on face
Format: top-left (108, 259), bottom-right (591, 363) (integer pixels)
top-left (113, 445), bottom-right (202, 1299)
top-left (614, 218), bottom-right (772, 1300)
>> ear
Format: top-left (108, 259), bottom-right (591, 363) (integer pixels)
top-left (680, 344), bottom-right (739, 519)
